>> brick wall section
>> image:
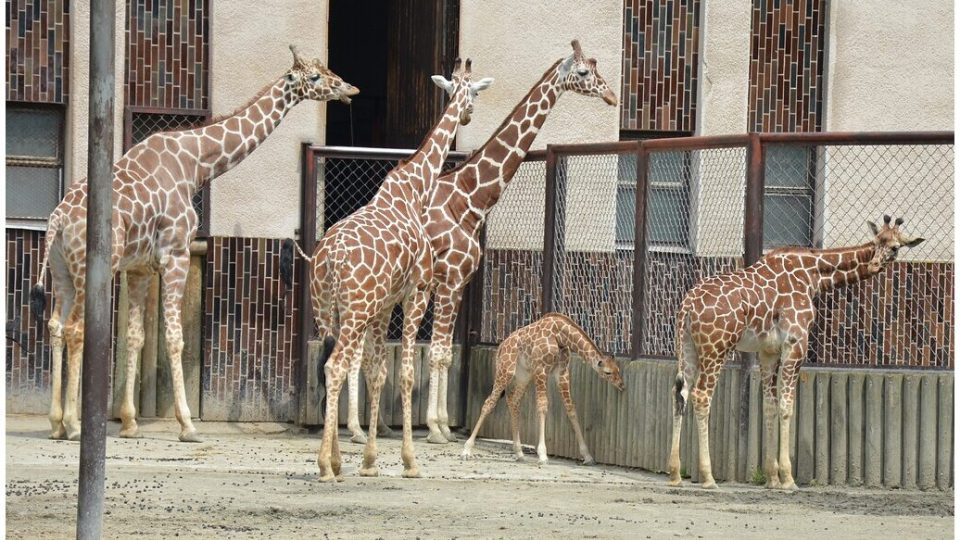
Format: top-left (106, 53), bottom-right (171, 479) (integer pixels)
top-left (202, 237), bottom-right (301, 421)
top-left (480, 249), bottom-right (543, 344)
top-left (6, 0), bottom-right (70, 103)
top-left (748, 0), bottom-right (826, 132)
top-left (125, 0), bottom-right (209, 109)
top-left (621, 0), bottom-right (701, 132)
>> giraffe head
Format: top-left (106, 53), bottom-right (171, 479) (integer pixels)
top-left (593, 355), bottom-right (625, 391)
top-left (286, 45), bottom-right (360, 104)
top-left (558, 39), bottom-right (618, 106)
top-left (866, 215), bottom-right (925, 272)
top-left (431, 58), bottom-right (495, 126)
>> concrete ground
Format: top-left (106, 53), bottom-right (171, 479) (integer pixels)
top-left (5, 414), bottom-right (954, 539)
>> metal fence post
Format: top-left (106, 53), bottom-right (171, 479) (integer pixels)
top-left (630, 142), bottom-right (650, 360)
top-left (737, 133), bottom-right (765, 481)
top-left (542, 146), bottom-right (559, 314)
top-left (77, 0), bottom-right (115, 537)
top-left (297, 143), bottom-right (318, 422)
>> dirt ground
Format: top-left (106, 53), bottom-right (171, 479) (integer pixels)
top-left (5, 414), bottom-right (954, 539)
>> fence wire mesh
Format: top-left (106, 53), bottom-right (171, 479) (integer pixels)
top-left (313, 152), bottom-right (463, 341)
top-left (480, 159), bottom-right (548, 343)
top-left (549, 152), bottom-right (635, 355)
top-left (764, 142), bottom-right (954, 367)
top-left (640, 147), bottom-right (747, 357)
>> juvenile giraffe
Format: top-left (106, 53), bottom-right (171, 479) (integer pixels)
top-left (421, 39), bottom-right (618, 444)
top-left (461, 312), bottom-right (624, 465)
top-left (667, 216), bottom-right (924, 489)
top-left (284, 60), bottom-right (493, 481)
top-left (30, 46), bottom-right (358, 442)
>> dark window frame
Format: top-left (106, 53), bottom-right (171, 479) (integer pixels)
top-left (5, 102), bottom-right (67, 224)
top-left (762, 145), bottom-right (818, 250)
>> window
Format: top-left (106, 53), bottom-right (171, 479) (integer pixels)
top-left (125, 108), bottom-right (210, 236)
top-left (763, 146), bottom-right (815, 249)
top-left (6, 105), bottom-right (65, 223)
top-left (616, 132), bottom-right (692, 250)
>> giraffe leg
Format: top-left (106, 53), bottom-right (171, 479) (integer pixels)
top-left (668, 329), bottom-right (696, 485)
top-left (758, 352), bottom-right (782, 489)
top-left (691, 359), bottom-right (722, 489)
top-left (777, 340), bottom-right (807, 490)
top-left (346, 354), bottom-right (365, 444)
top-left (47, 281), bottom-right (72, 440)
top-left (426, 284), bottom-right (462, 443)
top-left (557, 365), bottom-right (592, 465)
top-left (425, 349), bottom-right (447, 444)
top-left (462, 347), bottom-right (517, 459)
top-left (367, 311), bottom-right (393, 438)
top-left (534, 367), bottom-right (550, 466)
top-left (359, 357), bottom-right (388, 477)
top-left (61, 290), bottom-right (85, 442)
top-left (119, 271), bottom-right (152, 438)
top-left (159, 252), bottom-right (200, 442)
top-left (318, 326), bottom-right (359, 483)
top-left (506, 370), bottom-right (532, 461)
top-left (400, 289), bottom-right (429, 478)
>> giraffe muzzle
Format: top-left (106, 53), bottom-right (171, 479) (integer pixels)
top-left (339, 85), bottom-right (360, 104)
top-left (601, 88), bottom-right (618, 106)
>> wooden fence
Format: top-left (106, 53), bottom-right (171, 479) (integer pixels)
top-left (465, 346), bottom-right (953, 490)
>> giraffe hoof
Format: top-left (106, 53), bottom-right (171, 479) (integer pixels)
top-left (440, 428), bottom-right (457, 442)
top-left (401, 467), bottom-right (421, 479)
top-left (426, 431), bottom-right (448, 444)
top-left (780, 481), bottom-right (798, 491)
top-left (358, 466), bottom-right (380, 477)
top-left (118, 425), bottom-right (141, 439)
top-left (377, 425), bottom-right (394, 438)
top-left (701, 480), bottom-right (718, 490)
top-left (318, 473), bottom-right (337, 483)
top-left (514, 454), bottom-right (525, 462)
top-left (49, 425), bottom-right (66, 440)
top-left (667, 477), bottom-right (683, 487)
top-left (350, 432), bottom-right (368, 444)
top-left (537, 458), bottom-right (549, 467)
top-left (67, 429), bottom-right (82, 442)
top-left (581, 457), bottom-right (596, 466)
top-left (764, 479), bottom-right (782, 490)
top-left (179, 429), bottom-right (202, 443)
top-left (460, 448), bottom-right (473, 460)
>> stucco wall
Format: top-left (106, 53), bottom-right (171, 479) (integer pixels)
top-left (458, 1), bottom-right (623, 252)
top-left (823, 0), bottom-right (954, 261)
top-left (208, 1), bottom-right (330, 238)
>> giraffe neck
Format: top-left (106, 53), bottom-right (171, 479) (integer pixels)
top-left (442, 60), bottom-right (566, 223)
top-left (809, 243), bottom-right (880, 291)
top-left (189, 77), bottom-right (297, 190)
top-left (374, 92), bottom-right (465, 215)
top-left (551, 314), bottom-right (604, 365)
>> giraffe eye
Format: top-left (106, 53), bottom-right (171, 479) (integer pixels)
top-left (577, 68), bottom-right (589, 77)
top-left (309, 74), bottom-right (320, 82)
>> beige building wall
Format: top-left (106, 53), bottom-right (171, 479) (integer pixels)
top-left (823, 0), bottom-right (954, 261)
top-left (459, 0), bottom-right (623, 252)
top-left (208, 1), bottom-right (330, 238)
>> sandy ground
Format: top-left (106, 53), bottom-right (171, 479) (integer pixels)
top-left (5, 414), bottom-right (954, 539)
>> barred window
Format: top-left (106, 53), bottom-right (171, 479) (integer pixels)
top-left (763, 146), bottom-right (816, 249)
top-left (6, 105), bottom-right (65, 222)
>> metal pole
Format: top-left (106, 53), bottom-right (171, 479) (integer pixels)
top-left (297, 142), bottom-right (317, 422)
top-left (77, 0), bottom-right (115, 538)
top-left (737, 133), bottom-right (764, 481)
top-left (541, 146), bottom-right (559, 314)
top-left (630, 142), bottom-right (649, 360)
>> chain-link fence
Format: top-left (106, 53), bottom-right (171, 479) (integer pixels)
top-left (309, 148), bottom-right (466, 341)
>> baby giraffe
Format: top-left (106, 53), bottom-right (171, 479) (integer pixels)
top-left (462, 313), bottom-right (625, 465)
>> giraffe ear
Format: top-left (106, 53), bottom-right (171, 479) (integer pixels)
top-left (285, 72), bottom-right (300, 84)
top-left (431, 75), bottom-right (455, 96)
top-left (903, 236), bottom-right (925, 248)
top-left (867, 221), bottom-right (880, 236)
top-left (559, 55), bottom-right (575, 79)
top-left (470, 77), bottom-right (495, 93)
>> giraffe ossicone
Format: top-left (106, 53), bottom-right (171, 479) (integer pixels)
top-left (667, 216), bottom-right (924, 489)
top-left (461, 313), bottom-right (624, 466)
top-left (282, 58), bottom-right (494, 482)
top-left (420, 39), bottom-right (618, 446)
top-left (30, 45), bottom-right (358, 443)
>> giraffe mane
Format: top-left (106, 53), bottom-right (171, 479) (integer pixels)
top-left (767, 242), bottom-right (875, 257)
top-left (445, 58), bottom-right (565, 172)
top-left (201, 76), bottom-right (284, 127)
top-left (544, 312), bottom-right (606, 358)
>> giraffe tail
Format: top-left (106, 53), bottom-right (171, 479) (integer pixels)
top-left (317, 335), bottom-right (336, 402)
top-left (30, 213), bottom-right (61, 325)
top-left (280, 238), bottom-right (313, 290)
top-left (673, 306), bottom-right (692, 417)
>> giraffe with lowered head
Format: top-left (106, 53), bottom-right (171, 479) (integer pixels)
top-left (461, 312), bottom-right (624, 465)
top-left (282, 59), bottom-right (493, 481)
top-left (667, 216), bottom-right (924, 489)
top-left (30, 46), bottom-right (358, 442)
top-left (420, 40), bottom-right (618, 444)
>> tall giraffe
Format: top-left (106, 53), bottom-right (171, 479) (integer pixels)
top-left (461, 312), bottom-right (624, 466)
top-left (420, 40), bottom-right (618, 444)
top-left (30, 46), bottom-right (358, 443)
top-left (667, 216), bottom-right (924, 489)
top-left (283, 59), bottom-right (493, 482)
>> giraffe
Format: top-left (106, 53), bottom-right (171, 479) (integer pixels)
top-left (667, 216), bottom-right (924, 489)
top-left (29, 45), bottom-right (358, 443)
top-left (420, 39), bottom-right (618, 444)
top-left (461, 312), bottom-right (624, 465)
top-left (282, 59), bottom-right (494, 482)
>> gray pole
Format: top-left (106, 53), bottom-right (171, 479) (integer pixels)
top-left (77, 0), bottom-right (115, 537)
